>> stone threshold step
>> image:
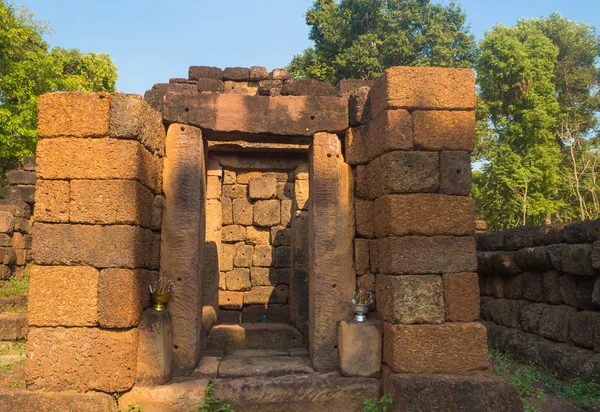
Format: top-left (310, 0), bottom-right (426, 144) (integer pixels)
top-left (122, 373), bottom-right (379, 412)
top-left (203, 347), bottom-right (309, 358)
top-left (212, 372), bottom-right (380, 412)
top-left (206, 323), bottom-right (303, 350)
top-left (218, 356), bottom-right (313, 378)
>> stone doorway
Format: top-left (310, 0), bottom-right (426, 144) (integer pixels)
top-left (159, 87), bottom-right (355, 377)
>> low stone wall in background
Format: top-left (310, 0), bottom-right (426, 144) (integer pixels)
top-left (477, 220), bottom-right (600, 381)
top-left (0, 156), bottom-right (36, 342)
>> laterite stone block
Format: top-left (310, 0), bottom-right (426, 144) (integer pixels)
top-left (370, 67), bottom-right (476, 116)
top-left (36, 138), bottom-right (162, 193)
top-left (26, 326), bottom-right (138, 392)
top-left (374, 194), bottom-right (475, 237)
top-left (377, 236), bottom-right (477, 275)
top-left (383, 322), bottom-right (488, 374)
top-left (413, 110), bottom-right (475, 151)
top-left (38, 92), bottom-right (111, 138)
top-left (443, 272), bottom-right (480, 322)
top-left (28, 266), bottom-right (99, 327)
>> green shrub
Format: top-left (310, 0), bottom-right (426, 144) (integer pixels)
top-left (363, 395), bottom-right (393, 412)
top-left (198, 384), bottom-right (235, 412)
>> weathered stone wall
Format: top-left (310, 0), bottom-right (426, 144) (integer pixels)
top-left (347, 67), bottom-right (486, 375)
top-left (213, 162), bottom-right (308, 325)
top-left (26, 93), bottom-right (165, 392)
top-left (3, 156), bottom-right (36, 204)
top-left (478, 220), bottom-right (600, 381)
top-left (198, 152), bottom-right (311, 335)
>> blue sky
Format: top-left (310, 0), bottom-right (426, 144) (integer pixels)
top-left (12, 0), bottom-right (600, 95)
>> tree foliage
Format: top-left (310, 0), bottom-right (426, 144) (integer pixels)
top-left (288, 0), bottom-right (477, 82)
top-left (474, 14), bottom-right (600, 230)
top-left (0, 1), bottom-right (117, 173)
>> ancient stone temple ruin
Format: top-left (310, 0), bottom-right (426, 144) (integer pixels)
top-left (0, 66), bottom-right (524, 411)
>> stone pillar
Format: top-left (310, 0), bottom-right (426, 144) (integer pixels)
top-left (290, 163), bottom-right (309, 337)
top-left (27, 93), bottom-right (164, 392)
top-left (348, 67), bottom-right (486, 376)
top-left (161, 123), bottom-right (206, 376)
top-left (308, 133), bottom-right (355, 372)
top-left (203, 159), bottom-right (223, 333)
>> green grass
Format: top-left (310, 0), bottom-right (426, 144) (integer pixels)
top-left (0, 276), bottom-right (29, 297)
top-left (0, 341), bottom-right (26, 356)
top-left (0, 358), bottom-right (25, 374)
top-left (8, 379), bottom-right (23, 388)
top-left (489, 349), bottom-right (600, 409)
top-left (363, 395), bottom-right (393, 412)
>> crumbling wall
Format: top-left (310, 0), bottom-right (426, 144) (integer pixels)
top-left (0, 196), bottom-right (33, 343)
top-left (478, 220), bottom-right (600, 382)
top-left (26, 93), bottom-right (165, 392)
top-left (144, 66), bottom-right (341, 114)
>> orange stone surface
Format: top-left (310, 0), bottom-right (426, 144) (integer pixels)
top-left (28, 266), bottom-right (99, 327)
top-left (413, 110), bottom-right (475, 151)
top-left (26, 326), bottom-right (138, 392)
top-left (370, 67), bottom-right (476, 115)
top-left (383, 322), bottom-right (488, 374)
top-left (374, 194), bottom-right (475, 237)
top-left (37, 92), bottom-right (111, 138)
top-left (36, 137), bottom-right (162, 194)
top-left (443, 272), bottom-right (480, 322)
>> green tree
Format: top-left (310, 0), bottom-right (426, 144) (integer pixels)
top-left (529, 15), bottom-right (600, 221)
top-left (288, 0), bottom-right (477, 83)
top-left (474, 14), bottom-right (600, 230)
top-left (0, 1), bottom-right (117, 174)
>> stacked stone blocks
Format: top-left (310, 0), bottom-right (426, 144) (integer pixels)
top-left (215, 165), bottom-right (307, 324)
top-left (146, 66), bottom-right (343, 113)
top-left (478, 221), bottom-right (600, 352)
top-left (3, 156), bottom-right (36, 204)
top-left (27, 92), bottom-right (165, 392)
top-left (348, 67), bottom-right (486, 374)
top-left (0, 196), bottom-right (33, 342)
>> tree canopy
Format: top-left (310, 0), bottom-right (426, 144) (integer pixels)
top-left (0, 1), bottom-right (117, 173)
top-left (288, 0), bottom-right (477, 82)
top-left (473, 14), bottom-right (600, 230)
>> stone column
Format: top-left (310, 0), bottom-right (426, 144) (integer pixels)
top-left (27, 93), bottom-right (164, 392)
top-left (161, 123), bottom-right (206, 376)
top-left (203, 159), bottom-right (223, 333)
top-left (308, 133), bottom-right (355, 372)
top-left (290, 163), bottom-right (309, 337)
top-left (347, 67), bottom-right (486, 376)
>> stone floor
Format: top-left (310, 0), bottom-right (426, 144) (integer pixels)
top-left (205, 322), bottom-right (305, 351)
top-left (178, 348), bottom-right (312, 381)
top-left (122, 346), bottom-right (380, 412)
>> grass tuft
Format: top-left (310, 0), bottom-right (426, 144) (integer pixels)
top-left (489, 349), bottom-right (600, 410)
top-left (0, 276), bottom-right (29, 297)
